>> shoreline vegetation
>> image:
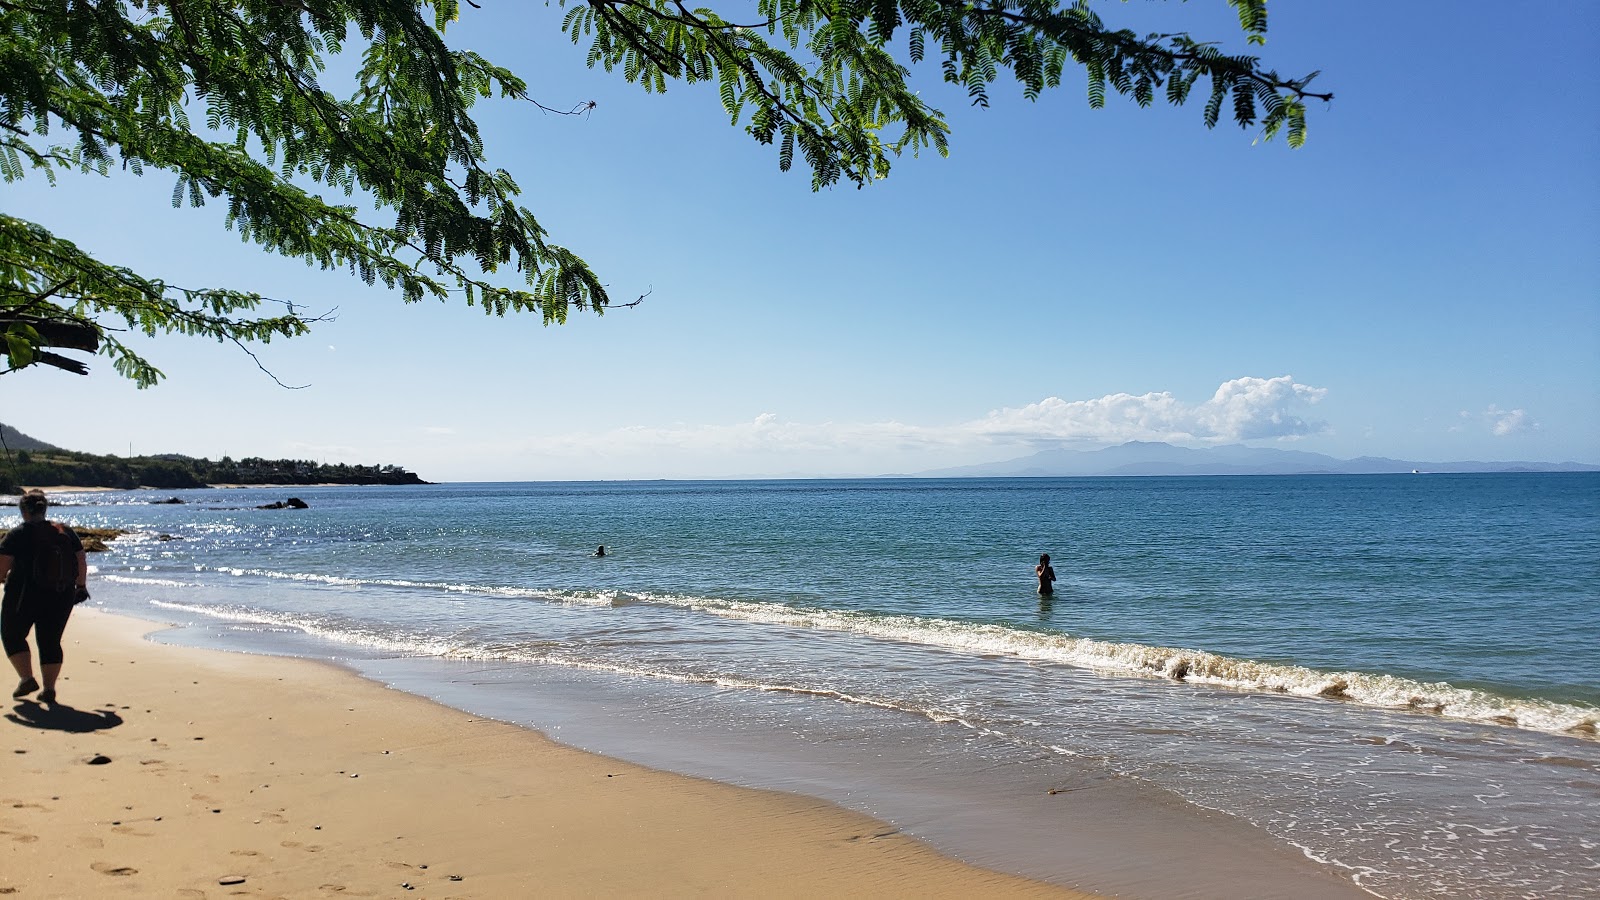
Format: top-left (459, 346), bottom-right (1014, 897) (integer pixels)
top-left (1, 422), bottom-right (428, 492)
top-left (2, 611), bottom-right (1083, 898)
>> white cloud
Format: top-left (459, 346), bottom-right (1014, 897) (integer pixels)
top-left (1484, 405), bottom-right (1537, 436)
top-left (504, 375), bottom-right (1329, 470)
top-left (971, 375), bottom-right (1327, 446)
top-left (1200, 375), bottom-right (1330, 440)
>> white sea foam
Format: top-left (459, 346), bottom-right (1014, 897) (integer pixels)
top-left (149, 599), bottom-right (467, 658)
top-left (153, 568), bottom-right (1599, 740)
top-left (605, 591), bottom-right (1600, 738)
top-left (102, 574), bottom-right (196, 589)
top-left (144, 598), bottom-right (986, 731)
top-left (203, 566), bottom-right (616, 605)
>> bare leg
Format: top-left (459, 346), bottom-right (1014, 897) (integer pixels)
top-left (9, 650), bottom-right (38, 697)
top-left (41, 662), bottom-right (60, 693)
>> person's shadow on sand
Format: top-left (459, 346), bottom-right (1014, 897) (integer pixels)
top-left (6, 700), bottom-right (124, 733)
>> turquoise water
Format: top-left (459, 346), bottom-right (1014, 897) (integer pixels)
top-left (36, 473), bottom-right (1600, 898)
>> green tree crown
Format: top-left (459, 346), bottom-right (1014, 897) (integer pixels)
top-left (1, 0), bottom-right (1326, 385)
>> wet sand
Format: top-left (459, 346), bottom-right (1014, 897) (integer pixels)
top-left (1, 610), bottom-right (1082, 897)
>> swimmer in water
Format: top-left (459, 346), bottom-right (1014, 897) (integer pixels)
top-left (1035, 553), bottom-right (1055, 596)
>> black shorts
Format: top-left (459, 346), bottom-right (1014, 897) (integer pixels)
top-left (1, 596), bottom-right (73, 665)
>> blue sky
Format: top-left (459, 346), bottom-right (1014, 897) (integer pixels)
top-left (5, 1), bottom-right (1597, 481)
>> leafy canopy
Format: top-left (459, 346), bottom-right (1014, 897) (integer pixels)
top-left (0, 0), bottom-right (1327, 385)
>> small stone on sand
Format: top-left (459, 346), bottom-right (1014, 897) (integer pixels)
top-left (219, 875), bottom-right (246, 885)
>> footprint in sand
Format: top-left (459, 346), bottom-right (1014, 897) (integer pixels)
top-left (230, 849), bottom-right (262, 857)
top-left (0, 830), bottom-right (38, 844)
top-left (90, 862), bottom-right (139, 876)
top-left (76, 836), bottom-right (105, 850)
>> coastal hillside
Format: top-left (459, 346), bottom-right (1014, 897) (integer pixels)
top-left (0, 423), bottom-right (61, 454)
top-left (0, 422), bottom-right (427, 491)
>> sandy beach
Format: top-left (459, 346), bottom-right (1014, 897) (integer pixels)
top-left (2, 610), bottom-right (1082, 898)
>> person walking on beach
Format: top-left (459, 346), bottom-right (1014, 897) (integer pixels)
top-left (1035, 554), bottom-right (1056, 596)
top-left (0, 491), bottom-right (88, 704)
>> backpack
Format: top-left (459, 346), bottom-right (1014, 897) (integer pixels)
top-left (25, 522), bottom-right (78, 604)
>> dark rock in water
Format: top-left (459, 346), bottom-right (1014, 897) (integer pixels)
top-left (257, 498), bottom-right (309, 510)
top-left (75, 526), bottom-right (126, 553)
top-left (157, 534), bottom-right (177, 541)
top-left (152, 497), bottom-right (185, 505)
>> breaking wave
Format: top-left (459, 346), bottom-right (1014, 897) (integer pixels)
top-left (129, 566), bottom-right (1600, 741)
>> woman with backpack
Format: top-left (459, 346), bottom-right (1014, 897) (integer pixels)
top-left (0, 490), bottom-right (88, 705)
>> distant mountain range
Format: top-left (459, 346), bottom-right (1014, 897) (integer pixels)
top-left (912, 442), bottom-right (1600, 478)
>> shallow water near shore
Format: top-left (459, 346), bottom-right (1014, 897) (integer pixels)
top-left (38, 474), bottom-right (1600, 898)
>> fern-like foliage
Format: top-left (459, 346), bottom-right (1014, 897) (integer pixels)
top-left (1, 0), bottom-right (609, 385)
top-left (567, 0), bottom-right (1327, 192)
top-left (1, 1), bottom-right (1325, 385)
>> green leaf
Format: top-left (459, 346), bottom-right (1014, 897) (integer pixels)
top-left (1, 0), bottom-right (1320, 386)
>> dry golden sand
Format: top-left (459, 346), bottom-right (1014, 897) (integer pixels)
top-left (1, 611), bottom-right (1086, 898)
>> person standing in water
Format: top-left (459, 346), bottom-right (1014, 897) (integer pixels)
top-left (1035, 553), bottom-right (1056, 596)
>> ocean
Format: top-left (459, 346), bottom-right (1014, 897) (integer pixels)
top-left (33, 473), bottom-right (1600, 898)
